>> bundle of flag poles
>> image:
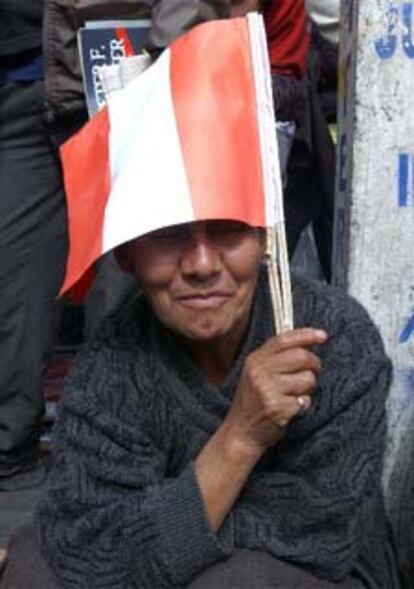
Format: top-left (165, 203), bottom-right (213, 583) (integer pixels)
top-left (60, 14), bottom-right (293, 334)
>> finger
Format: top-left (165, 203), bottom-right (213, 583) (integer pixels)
top-left (274, 394), bottom-right (312, 428)
top-left (270, 371), bottom-right (318, 398)
top-left (262, 347), bottom-right (322, 375)
top-left (263, 328), bottom-right (328, 354)
top-left (257, 370), bottom-right (317, 400)
top-left (288, 371), bottom-right (318, 396)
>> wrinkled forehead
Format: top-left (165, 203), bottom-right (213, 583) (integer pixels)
top-left (115, 219), bottom-right (265, 277)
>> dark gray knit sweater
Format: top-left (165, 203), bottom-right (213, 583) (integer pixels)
top-left (36, 274), bottom-right (397, 588)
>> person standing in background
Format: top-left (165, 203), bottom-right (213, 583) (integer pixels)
top-left (0, 0), bottom-right (70, 491)
top-left (306, 0), bottom-right (340, 45)
top-left (282, 0), bottom-right (340, 282)
top-left (231, 0), bottom-right (310, 181)
top-left (262, 0), bottom-right (310, 179)
top-left (306, 0), bottom-right (340, 124)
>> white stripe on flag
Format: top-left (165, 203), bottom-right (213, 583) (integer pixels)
top-left (102, 49), bottom-right (194, 253)
top-left (248, 13), bottom-right (284, 227)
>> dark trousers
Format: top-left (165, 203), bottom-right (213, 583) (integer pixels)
top-left (0, 81), bottom-right (68, 475)
top-left (0, 80), bottom-right (138, 474)
top-left (284, 157), bottom-right (334, 283)
top-left (188, 551), bottom-right (366, 589)
top-left (1, 524), bottom-right (366, 589)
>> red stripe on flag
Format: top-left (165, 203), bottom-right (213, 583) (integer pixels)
top-left (67, 267), bottom-right (96, 303)
top-left (170, 19), bottom-right (265, 227)
top-left (59, 107), bottom-right (111, 294)
top-left (116, 28), bottom-right (136, 57)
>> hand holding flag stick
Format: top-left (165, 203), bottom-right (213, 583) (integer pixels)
top-left (59, 14), bottom-right (293, 334)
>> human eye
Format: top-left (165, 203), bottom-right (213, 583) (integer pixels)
top-left (149, 225), bottom-right (190, 245)
top-left (208, 220), bottom-right (251, 240)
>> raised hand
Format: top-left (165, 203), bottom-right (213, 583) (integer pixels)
top-left (225, 328), bottom-right (328, 452)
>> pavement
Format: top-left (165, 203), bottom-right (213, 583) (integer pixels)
top-left (0, 485), bottom-right (44, 551)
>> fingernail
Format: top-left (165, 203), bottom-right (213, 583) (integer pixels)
top-left (314, 330), bottom-right (328, 340)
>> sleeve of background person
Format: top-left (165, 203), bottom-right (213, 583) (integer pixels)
top-left (149, 0), bottom-right (230, 49)
top-left (35, 347), bottom-right (233, 589)
top-left (264, 0), bottom-right (310, 79)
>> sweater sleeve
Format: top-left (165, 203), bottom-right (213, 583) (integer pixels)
top-left (36, 348), bottom-right (232, 589)
top-left (234, 289), bottom-right (392, 582)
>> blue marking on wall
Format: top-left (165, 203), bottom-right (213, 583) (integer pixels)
top-left (345, 0), bottom-right (355, 34)
top-left (398, 153), bottom-right (414, 207)
top-left (375, 2), bottom-right (414, 59)
top-left (375, 3), bottom-right (398, 59)
top-left (402, 2), bottom-right (414, 58)
top-left (400, 311), bottom-right (414, 343)
top-left (338, 134), bottom-right (348, 192)
top-left (389, 368), bottom-right (414, 415)
top-left (333, 207), bottom-right (346, 271)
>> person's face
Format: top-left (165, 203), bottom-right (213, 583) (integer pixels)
top-left (119, 220), bottom-right (265, 343)
top-left (231, 0), bottom-right (260, 17)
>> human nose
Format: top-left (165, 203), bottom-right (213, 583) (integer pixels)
top-left (180, 232), bottom-right (221, 279)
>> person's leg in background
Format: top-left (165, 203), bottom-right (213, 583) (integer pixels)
top-left (0, 80), bottom-right (67, 489)
top-left (276, 120), bottom-right (296, 185)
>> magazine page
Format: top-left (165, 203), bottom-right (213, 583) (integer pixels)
top-left (78, 20), bottom-right (151, 116)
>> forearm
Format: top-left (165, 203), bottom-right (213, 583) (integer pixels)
top-left (194, 330), bottom-right (328, 532)
top-left (194, 422), bottom-right (263, 532)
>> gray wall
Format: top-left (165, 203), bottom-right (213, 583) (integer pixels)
top-left (333, 0), bottom-right (414, 582)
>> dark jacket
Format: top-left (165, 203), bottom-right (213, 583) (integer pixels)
top-left (42, 0), bottom-right (230, 120)
top-left (0, 0), bottom-right (43, 57)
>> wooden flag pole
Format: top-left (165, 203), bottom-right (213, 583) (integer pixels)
top-left (266, 224), bottom-right (293, 334)
top-left (248, 13), bottom-right (293, 335)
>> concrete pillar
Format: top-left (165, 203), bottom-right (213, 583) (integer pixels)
top-left (334, 0), bottom-right (414, 581)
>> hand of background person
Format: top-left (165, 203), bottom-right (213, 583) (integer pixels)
top-left (225, 328), bottom-right (328, 453)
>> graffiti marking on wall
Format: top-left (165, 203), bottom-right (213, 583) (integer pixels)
top-left (399, 311), bottom-right (414, 343)
top-left (375, 2), bottom-right (414, 59)
top-left (333, 207), bottom-right (346, 272)
top-left (398, 153), bottom-right (414, 207)
top-left (375, 3), bottom-right (399, 59)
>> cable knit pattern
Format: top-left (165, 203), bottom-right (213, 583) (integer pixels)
top-left (36, 272), bottom-right (396, 588)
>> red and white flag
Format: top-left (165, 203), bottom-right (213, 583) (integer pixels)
top-left (60, 15), bottom-right (284, 301)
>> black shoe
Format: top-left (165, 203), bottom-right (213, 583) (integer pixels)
top-left (0, 460), bottom-right (46, 492)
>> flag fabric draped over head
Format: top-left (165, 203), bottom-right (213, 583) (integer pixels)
top-left (60, 15), bottom-right (284, 300)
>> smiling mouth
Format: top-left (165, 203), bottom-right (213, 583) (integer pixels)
top-left (176, 293), bottom-right (232, 310)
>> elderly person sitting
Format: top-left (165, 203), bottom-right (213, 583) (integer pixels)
top-left (2, 217), bottom-right (399, 588)
top-left (0, 8), bottom-right (399, 588)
